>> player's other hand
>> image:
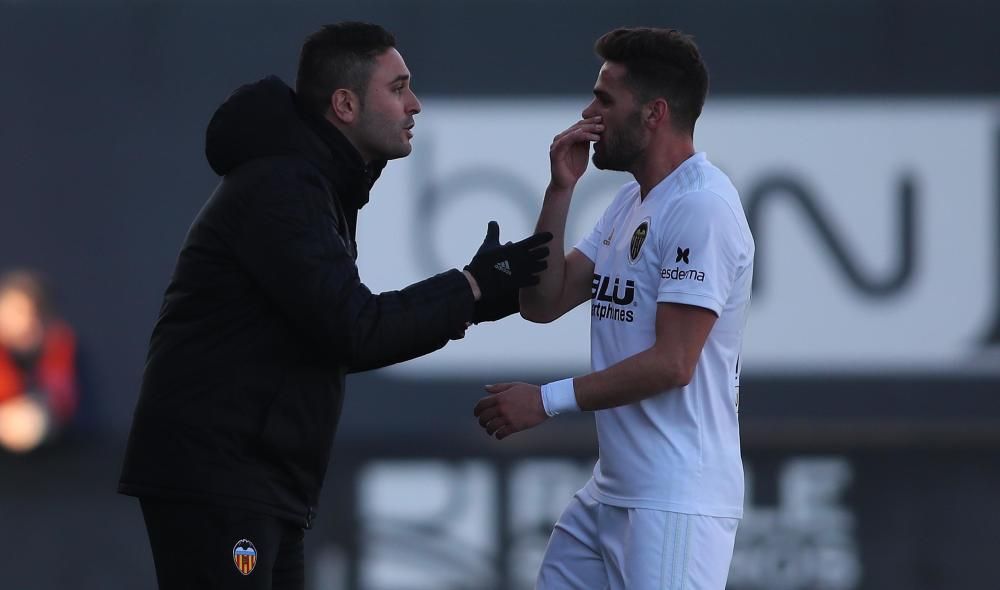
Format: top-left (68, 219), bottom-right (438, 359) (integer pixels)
top-left (466, 221), bottom-right (551, 323)
top-left (549, 116), bottom-right (603, 192)
top-left (473, 382), bottom-right (547, 440)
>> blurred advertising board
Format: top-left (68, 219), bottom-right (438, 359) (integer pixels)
top-left (356, 99), bottom-right (1000, 377)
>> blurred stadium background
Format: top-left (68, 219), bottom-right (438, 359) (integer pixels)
top-left (2, 0), bottom-right (998, 588)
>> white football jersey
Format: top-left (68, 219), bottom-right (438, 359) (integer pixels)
top-left (574, 152), bottom-right (754, 518)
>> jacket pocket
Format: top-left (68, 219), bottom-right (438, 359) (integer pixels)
top-left (255, 367), bottom-right (343, 470)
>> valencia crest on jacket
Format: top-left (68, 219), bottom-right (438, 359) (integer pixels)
top-left (628, 219), bottom-right (650, 264)
top-left (233, 539), bottom-right (257, 575)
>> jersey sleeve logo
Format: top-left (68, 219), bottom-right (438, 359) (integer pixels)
top-left (628, 219), bottom-right (650, 264)
top-left (662, 245), bottom-right (705, 281)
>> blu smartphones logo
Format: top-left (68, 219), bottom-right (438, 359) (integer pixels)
top-left (591, 274), bottom-right (635, 305)
top-left (591, 274), bottom-right (636, 323)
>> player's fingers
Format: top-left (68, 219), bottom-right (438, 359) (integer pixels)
top-left (571, 122), bottom-right (604, 135)
top-left (551, 128), bottom-right (583, 148)
top-left (473, 395), bottom-right (498, 416)
top-left (486, 417), bottom-right (508, 436)
top-left (477, 407), bottom-right (501, 428)
top-left (570, 125), bottom-right (602, 141)
top-left (552, 119), bottom-right (592, 142)
top-left (552, 128), bottom-right (574, 143)
top-left (484, 382), bottom-right (515, 393)
top-left (553, 126), bottom-right (601, 150)
top-left (556, 118), bottom-right (602, 138)
top-left (495, 425), bottom-right (515, 440)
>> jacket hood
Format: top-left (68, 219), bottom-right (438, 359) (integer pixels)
top-left (205, 76), bottom-right (385, 209)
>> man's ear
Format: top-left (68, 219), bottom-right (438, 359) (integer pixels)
top-left (330, 88), bottom-right (360, 124)
top-left (644, 97), bottom-right (669, 129)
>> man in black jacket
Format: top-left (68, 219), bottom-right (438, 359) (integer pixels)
top-left (119, 22), bottom-right (551, 589)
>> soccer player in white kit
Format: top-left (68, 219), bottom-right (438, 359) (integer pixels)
top-left (473, 28), bottom-right (754, 589)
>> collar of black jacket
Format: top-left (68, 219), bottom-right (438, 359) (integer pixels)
top-left (205, 76), bottom-right (385, 211)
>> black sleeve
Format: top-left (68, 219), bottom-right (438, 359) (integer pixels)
top-left (230, 161), bottom-right (474, 372)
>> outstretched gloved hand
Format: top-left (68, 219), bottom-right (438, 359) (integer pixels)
top-left (466, 221), bottom-right (552, 323)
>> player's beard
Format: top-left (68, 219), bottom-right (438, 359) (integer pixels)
top-left (355, 106), bottom-right (413, 162)
top-left (592, 109), bottom-right (646, 172)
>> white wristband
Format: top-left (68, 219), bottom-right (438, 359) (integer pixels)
top-left (540, 378), bottom-right (580, 417)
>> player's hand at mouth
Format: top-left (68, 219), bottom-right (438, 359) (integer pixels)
top-left (549, 116), bottom-right (603, 192)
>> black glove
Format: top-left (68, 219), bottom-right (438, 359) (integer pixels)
top-left (466, 221), bottom-right (552, 323)
top-left (473, 243), bottom-right (520, 324)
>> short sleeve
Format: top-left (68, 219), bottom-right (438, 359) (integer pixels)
top-left (656, 191), bottom-right (745, 316)
top-left (575, 212), bottom-right (606, 263)
top-left (575, 182), bottom-right (637, 262)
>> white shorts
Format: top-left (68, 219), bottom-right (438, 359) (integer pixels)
top-left (536, 488), bottom-right (738, 590)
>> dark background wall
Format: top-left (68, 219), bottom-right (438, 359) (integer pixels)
top-left (1, 1), bottom-right (998, 588)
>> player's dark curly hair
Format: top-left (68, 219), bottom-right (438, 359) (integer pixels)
top-left (296, 22), bottom-right (397, 117)
top-left (595, 27), bottom-right (709, 136)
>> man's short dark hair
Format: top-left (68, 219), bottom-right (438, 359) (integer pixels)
top-left (296, 22), bottom-right (396, 118)
top-left (595, 27), bottom-right (709, 136)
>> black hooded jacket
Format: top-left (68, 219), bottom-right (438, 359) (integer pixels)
top-left (118, 77), bottom-right (474, 527)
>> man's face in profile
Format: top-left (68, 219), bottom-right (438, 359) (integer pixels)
top-left (354, 48), bottom-right (422, 162)
top-left (583, 61), bottom-right (648, 172)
